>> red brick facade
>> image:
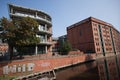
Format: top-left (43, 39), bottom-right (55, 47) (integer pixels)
top-left (0, 54), bottom-right (95, 77)
top-left (97, 56), bottom-right (120, 80)
top-left (67, 17), bottom-right (120, 55)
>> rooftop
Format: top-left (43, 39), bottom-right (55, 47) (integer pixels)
top-left (67, 16), bottom-right (113, 30)
top-left (8, 4), bottom-right (52, 20)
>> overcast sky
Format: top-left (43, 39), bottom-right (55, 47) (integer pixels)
top-left (0, 0), bottom-right (120, 37)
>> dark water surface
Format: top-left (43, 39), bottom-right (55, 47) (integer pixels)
top-left (56, 54), bottom-right (120, 80)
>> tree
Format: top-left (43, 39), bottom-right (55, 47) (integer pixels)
top-left (59, 41), bottom-right (72, 55)
top-left (14, 17), bottom-right (39, 46)
top-left (0, 17), bottom-right (39, 60)
top-left (0, 17), bottom-right (16, 60)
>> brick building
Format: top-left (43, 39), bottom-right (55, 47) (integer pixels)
top-left (8, 4), bottom-right (52, 55)
top-left (67, 17), bottom-right (120, 55)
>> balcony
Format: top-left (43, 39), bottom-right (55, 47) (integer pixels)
top-left (10, 13), bottom-right (52, 25)
top-left (36, 36), bottom-right (52, 45)
top-left (38, 30), bottom-right (52, 35)
top-left (39, 41), bottom-right (52, 45)
top-left (38, 25), bottom-right (52, 35)
top-left (36, 16), bottom-right (51, 24)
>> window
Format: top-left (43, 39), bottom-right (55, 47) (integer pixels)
top-left (109, 48), bottom-right (112, 51)
top-left (97, 48), bottom-right (100, 51)
top-left (109, 43), bottom-right (111, 46)
top-left (106, 48), bottom-right (108, 51)
top-left (38, 24), bottom-right (46, 31)
top-left (94, 28), bottom-right (97, 31)
top-left (94, 33), bottom-right (98, 36)
top-left (93, 23), bottom-right (97, 26)
top-left (95, 38), bottom-right (99, 41)
top-left (80, 30), bottom-right (82, 36)
top-left (40, 35), bottom-right (46, 42)
top-left (96, 42), bottom-right (99, 46)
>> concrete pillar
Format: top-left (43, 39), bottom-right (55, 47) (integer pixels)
top-left (45, 35), bottom-right (47, 42)
top-left (11, 8), bottom-right (13, 13)
top-left (36, 12), bottom-right (37, 17)
top-left (45, 46), bottom-right (47, 53)
top-left (45, 16), bottom-right (47, 20)
top-left (45, 24), bottom-right (47, 31)
top-left (35, 45), bottom-right (38, 55)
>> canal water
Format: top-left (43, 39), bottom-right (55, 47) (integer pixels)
top-left (56, 54), bottom-right (120, 80)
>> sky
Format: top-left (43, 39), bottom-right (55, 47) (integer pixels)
top-left (0, 0), bottom-right (120, 37)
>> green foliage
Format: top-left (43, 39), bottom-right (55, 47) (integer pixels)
top-left (0, 17), bottom-right (39, 46)
top-left (14, 17), bottom-right (40, 46)
top-left (59, 41), bottom-right (72, 55)
top-left (0, 17), bottom-right (40, 58)
top-left (0, 17), bottom-right (16, 45)
top-left (0, 76), bottom-right (16, 80)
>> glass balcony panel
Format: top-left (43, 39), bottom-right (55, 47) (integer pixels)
top-left (38, 25), bottom-right (52, 34)
top-left (15, 12), bottom-right (35, 18)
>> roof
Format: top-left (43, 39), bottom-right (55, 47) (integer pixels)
top-left (8, 3), bottom-right (52, 20)
top-left (67, 16), bottom-right (113, 30)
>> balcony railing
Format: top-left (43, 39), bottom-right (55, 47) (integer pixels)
top-left (40, 41), bottom-right (52, 45)
top-left (36, 16), bottom-right (51, 24)
top-left (38, 30), bottom-right (52, 35)
top-left (10, 13), bottom-right (52, 24)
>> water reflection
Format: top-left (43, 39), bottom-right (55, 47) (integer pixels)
top-left (56, 54), bottom-right (120, 80)
top-left (56, 61), bottom-right (99, 80)
top-left (97, 54), bottom-right (120, 80)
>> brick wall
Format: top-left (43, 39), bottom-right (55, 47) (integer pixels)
top-left (67, 19), bottom-right (95, 53)
top-left (0, 54), bottom-right (96, 77)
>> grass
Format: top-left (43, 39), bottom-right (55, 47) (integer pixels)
top-left (0, 76), bottom-right (16, 80)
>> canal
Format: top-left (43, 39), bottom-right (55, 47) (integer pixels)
top-left (55, 54), bottom-right (120, 80)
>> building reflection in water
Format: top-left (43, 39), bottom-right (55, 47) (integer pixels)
top-left (56, 61), bottom-right (99, 80)
top-left (56, 54), bottom-right (120, 80)
top-left (97, 54), bottom-right (120, 80)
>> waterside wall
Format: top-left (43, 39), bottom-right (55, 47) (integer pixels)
top-left (0, 54), bottom-right (96, 77)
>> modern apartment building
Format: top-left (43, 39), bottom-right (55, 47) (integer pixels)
top-left (67, 17), bottom-right (120, 55)
top-left (8, 4), bottom-right (52, 55)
